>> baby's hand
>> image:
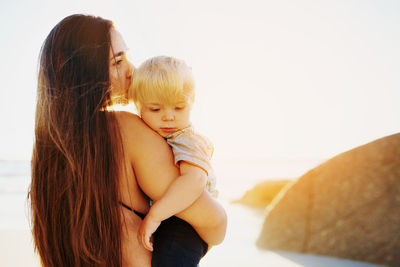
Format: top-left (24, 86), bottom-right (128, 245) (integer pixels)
top-left (137, 213), bottom-right (161, 251)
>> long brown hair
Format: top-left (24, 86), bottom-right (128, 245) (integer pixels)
top-left (29, 14), bottom-right (124, 266)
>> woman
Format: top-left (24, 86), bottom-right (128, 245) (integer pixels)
top-left (29, 14), bottom-right (226, 267)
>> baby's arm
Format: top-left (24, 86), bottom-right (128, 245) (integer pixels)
top-left (138, 162), bottom-right (207, 251)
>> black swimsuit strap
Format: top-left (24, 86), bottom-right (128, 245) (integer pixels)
top-left (119, 201), bottom-right (146, 220)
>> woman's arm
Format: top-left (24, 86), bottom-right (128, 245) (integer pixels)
top-left (118, 112), bottom-right (227, 245)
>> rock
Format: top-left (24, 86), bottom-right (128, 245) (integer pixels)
top-left (232, 180), bottom-right (292, 208)
top-left (256, 133), bottom-right (400, 267)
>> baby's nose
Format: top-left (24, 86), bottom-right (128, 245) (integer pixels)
top-left (162, 111), bottom-right (175, 121)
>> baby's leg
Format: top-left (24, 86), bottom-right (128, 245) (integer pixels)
top-left (151, 216), bottom-right (208, 267)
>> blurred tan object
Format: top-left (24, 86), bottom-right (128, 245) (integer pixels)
top-left (257, 133), bottom-right (400, 267)
top-left (233, 180), bottom-right (292, 208)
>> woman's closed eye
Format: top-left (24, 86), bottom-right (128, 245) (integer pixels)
top-left (112, 58), bottom-right (123, 66)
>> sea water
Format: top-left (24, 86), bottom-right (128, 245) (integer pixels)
top-left (0, 160), bottom-right (31, 230)
top-left (0, 158), bottom-right (322, 230)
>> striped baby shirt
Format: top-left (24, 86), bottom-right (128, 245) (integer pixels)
top-left (166, 125), bottom-right (217, 197)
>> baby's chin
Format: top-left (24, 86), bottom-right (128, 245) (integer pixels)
top-left (158, 132), bottom-right (169, 138)
top-left (155, 129), bottom-right (171, 138)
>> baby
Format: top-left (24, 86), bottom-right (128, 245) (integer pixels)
top-left (129, 56), bottom-right (218, 258)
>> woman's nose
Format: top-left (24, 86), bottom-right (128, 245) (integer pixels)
top-left (126, 61), bottom-right (134, 79)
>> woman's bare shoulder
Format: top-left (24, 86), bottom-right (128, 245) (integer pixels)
top-left (114, 111), bottom-right (142, 129)
top-left (114, 111), bottom-right (167, 151)
top-left (115, 111), bottom-right (155, 136)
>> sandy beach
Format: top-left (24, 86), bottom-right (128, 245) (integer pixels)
top-left (0, 198), bottom-right (383, 267)
top-left (0, 159), bottom-right (385, 267)
top-left (201, 201), bottom-right (384, 267)
top-left (0, 229), bottom-right (41, 266)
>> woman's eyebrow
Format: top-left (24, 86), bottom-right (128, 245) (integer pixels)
top-left (110, 51), bottom-right (124, 60)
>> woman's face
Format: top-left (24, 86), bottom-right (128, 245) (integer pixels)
top-left (109, 28), bottom-right (134, 102)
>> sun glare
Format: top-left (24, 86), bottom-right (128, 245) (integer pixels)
top-left (106, 102), bottom-right (138, 114)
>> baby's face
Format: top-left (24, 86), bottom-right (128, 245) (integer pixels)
top-left (140, 98), bottom-right (192, 137)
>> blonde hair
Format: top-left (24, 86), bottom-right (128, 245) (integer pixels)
top-left (130, 56), bottom-right (195, 111)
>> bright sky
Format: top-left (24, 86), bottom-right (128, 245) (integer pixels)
top-left (1, 0), bottom-right (399, 160)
